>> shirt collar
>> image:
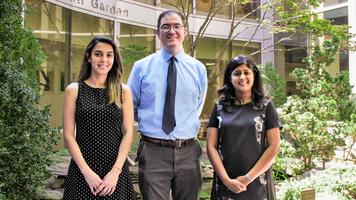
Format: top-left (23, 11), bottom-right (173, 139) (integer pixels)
top-left (161, 48), bottom-right (184, 63)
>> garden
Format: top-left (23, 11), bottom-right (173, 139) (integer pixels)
top-left (0, 0), bottom-right (355, 200)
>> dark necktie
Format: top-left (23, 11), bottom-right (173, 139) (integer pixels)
top-left (162, 56), bottom-right (177, 134)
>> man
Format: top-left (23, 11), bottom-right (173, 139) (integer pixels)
top-left (127, 10), bottom-right (208, 200)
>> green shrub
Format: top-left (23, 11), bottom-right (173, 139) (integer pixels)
top-left (332, 72), bottom-right (355, 121)
top-left (0, 66), bottom-right (58, 200)
top-left (0, 0), bottom-right (58, 199)
top-left (120, 44), bottom-right (151, 67)
top-left (280, 36), bottom-right (350, 170)
top-left (0, 1), bottom-right (44, 85)
top-left (259, 63), bottom-right (287, 107)
top-left (273, 140), bottom-right (301, 179)
top-left (281, 95), bottom-right (344, 169)
top-left (334, 182), bottom-right (356, 200)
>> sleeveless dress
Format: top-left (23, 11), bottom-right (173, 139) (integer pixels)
top-left (207, 99), bottom-right (281, 200)
top-left (63, 81), bottom-right (136, 200)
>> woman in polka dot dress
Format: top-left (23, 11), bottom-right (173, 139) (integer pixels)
top-left (63, 36), bottom-right (136, 199)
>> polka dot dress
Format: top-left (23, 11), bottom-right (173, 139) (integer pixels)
top-left (63, 81), bottom-right (136, 200)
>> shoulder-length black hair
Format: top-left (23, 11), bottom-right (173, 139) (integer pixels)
top-left (218, 55), bottom-right (264, 106)
top-left (77, 36), bottom-right (123, 106)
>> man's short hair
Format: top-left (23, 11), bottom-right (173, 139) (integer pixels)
top-left (157, 10), bottom-right (186, 30)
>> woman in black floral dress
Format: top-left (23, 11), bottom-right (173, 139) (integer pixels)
top-left (63, 36), bottom-right (136, 199)
top-left (207, 55), bottom-right (281, 200)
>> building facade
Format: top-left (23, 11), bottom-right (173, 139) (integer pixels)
top-left (318, 0), bottom-right (355, 93)
top-left (24, 0), bottom-right (354, 127)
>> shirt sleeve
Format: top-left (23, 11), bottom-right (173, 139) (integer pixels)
top-left (265, 100), bottom-right (282, 130)
top-left (207, 105), bottom-right (219, 128)
top-left (197, 63), bottom-right (208, 115)
top-left (127, 62), bottom-right (141, 122)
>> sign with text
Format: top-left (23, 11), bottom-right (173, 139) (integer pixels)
top-left (301, 188), bottom-right (315, 200)
top-left (47, 0), bottom-right (157, 27)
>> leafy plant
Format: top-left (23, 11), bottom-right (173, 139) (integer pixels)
top-left (0, 0), bottom-right (58, 199)
top-left (273, 140), bottom-right (300, 179)
top-left (340, 113), bottom-right (356, 160)
top-left (280, 36), bottom-right (349, 170)
top-left (259, 63), bottom-right (287, 107)
top-left (199, 190), bottom-right (211, 200)
top-left (332, 72), bottom-right (355, 121)
top-left (120, 44), bottom-right (150, 67)
top-left (277, 163), bottom-right (356, 200)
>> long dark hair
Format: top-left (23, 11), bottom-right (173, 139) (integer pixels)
top-left (218, 55), bottom-right (264, 106)
top-left (77, 36), bottom-right (123, 106)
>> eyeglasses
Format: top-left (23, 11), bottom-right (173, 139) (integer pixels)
top-left (160, 24), bottom-right (184, 32)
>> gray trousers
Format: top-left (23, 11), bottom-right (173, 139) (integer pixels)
top-left (137, 140), bottom-right (202, 200)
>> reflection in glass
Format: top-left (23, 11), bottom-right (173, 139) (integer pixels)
top-left (324, 7), bottom-right (348, 25)
top-left (133, 0), bottom-right (155, 5)
top-left (60, 72), bottom-right (65, 92)
top-left (183, 35), bottom-right (193, 55)
top-left (283, 45), bottom-right (307, 95)
top-left (119, 23), bottom-right (155, 83)
top-left (233, 0), bottom-right (260, 20)
top-left (71, 11), bottom-right (114, 84)
top-left (25, 0), bottom-right (69, 126)
top-left (196, 37), bottom-right (229, 119)
top-left (284, 45), bottom-right (307, 64)
top-left (231, 40), bottom-right (261, 64)
top-left (196, 0), bottom-right (230, 19)
top-left (158, 0), bottom-right (192, 12)
top-left (339, 50), bottom-right (349, 71)
top-left (323, 7), bottom-right (348, 72)
top-left (324, 0), bottom-right (347, 7)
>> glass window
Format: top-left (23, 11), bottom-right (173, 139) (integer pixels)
top-left (25, 0), bottom-right (69, 127)
top-left (133, 0), bottom-right (155, 5)
top-left (183, 35), bottom-right (193, 55)
top-left (231, 40), bottom-right (261, 64)
top-left (196, 0), bottom-right (231, 19)
top-left (233, 0), bottom-right (260, 20)
top-left (285, 45), bottom-right (307, 64)
top-left (196, 37), bottom-right (229, 118)
top-left (339, 50), bottom-right (349, 71)
top-left (324, 7), bottom-right (348, 25)
top-left (119, 23), bottom-right (155, 83)
top-left (158, 0), bottom-right (192, 12)
top-left (25, 1), bottom-right (114, 127)
top-left (71, 11), bottom-right (114, 84)
top-left (283, 45), bottom-right (307, 95)
top-left (324, 8), bottom-right (348, 72)
top-left (324, 0), bottom-right (347, 7)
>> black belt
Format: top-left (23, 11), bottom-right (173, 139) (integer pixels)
top-left (141, 135), bottom-right (196, 148)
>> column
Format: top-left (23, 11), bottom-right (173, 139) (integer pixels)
top-left (260, 0), bottom-right (274, 67)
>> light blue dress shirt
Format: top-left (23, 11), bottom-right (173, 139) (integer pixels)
top-left (127, 48), bottom-right (208, 140)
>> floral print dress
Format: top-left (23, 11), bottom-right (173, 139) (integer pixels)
top-left (207, 99), bottom-right (281, 200)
